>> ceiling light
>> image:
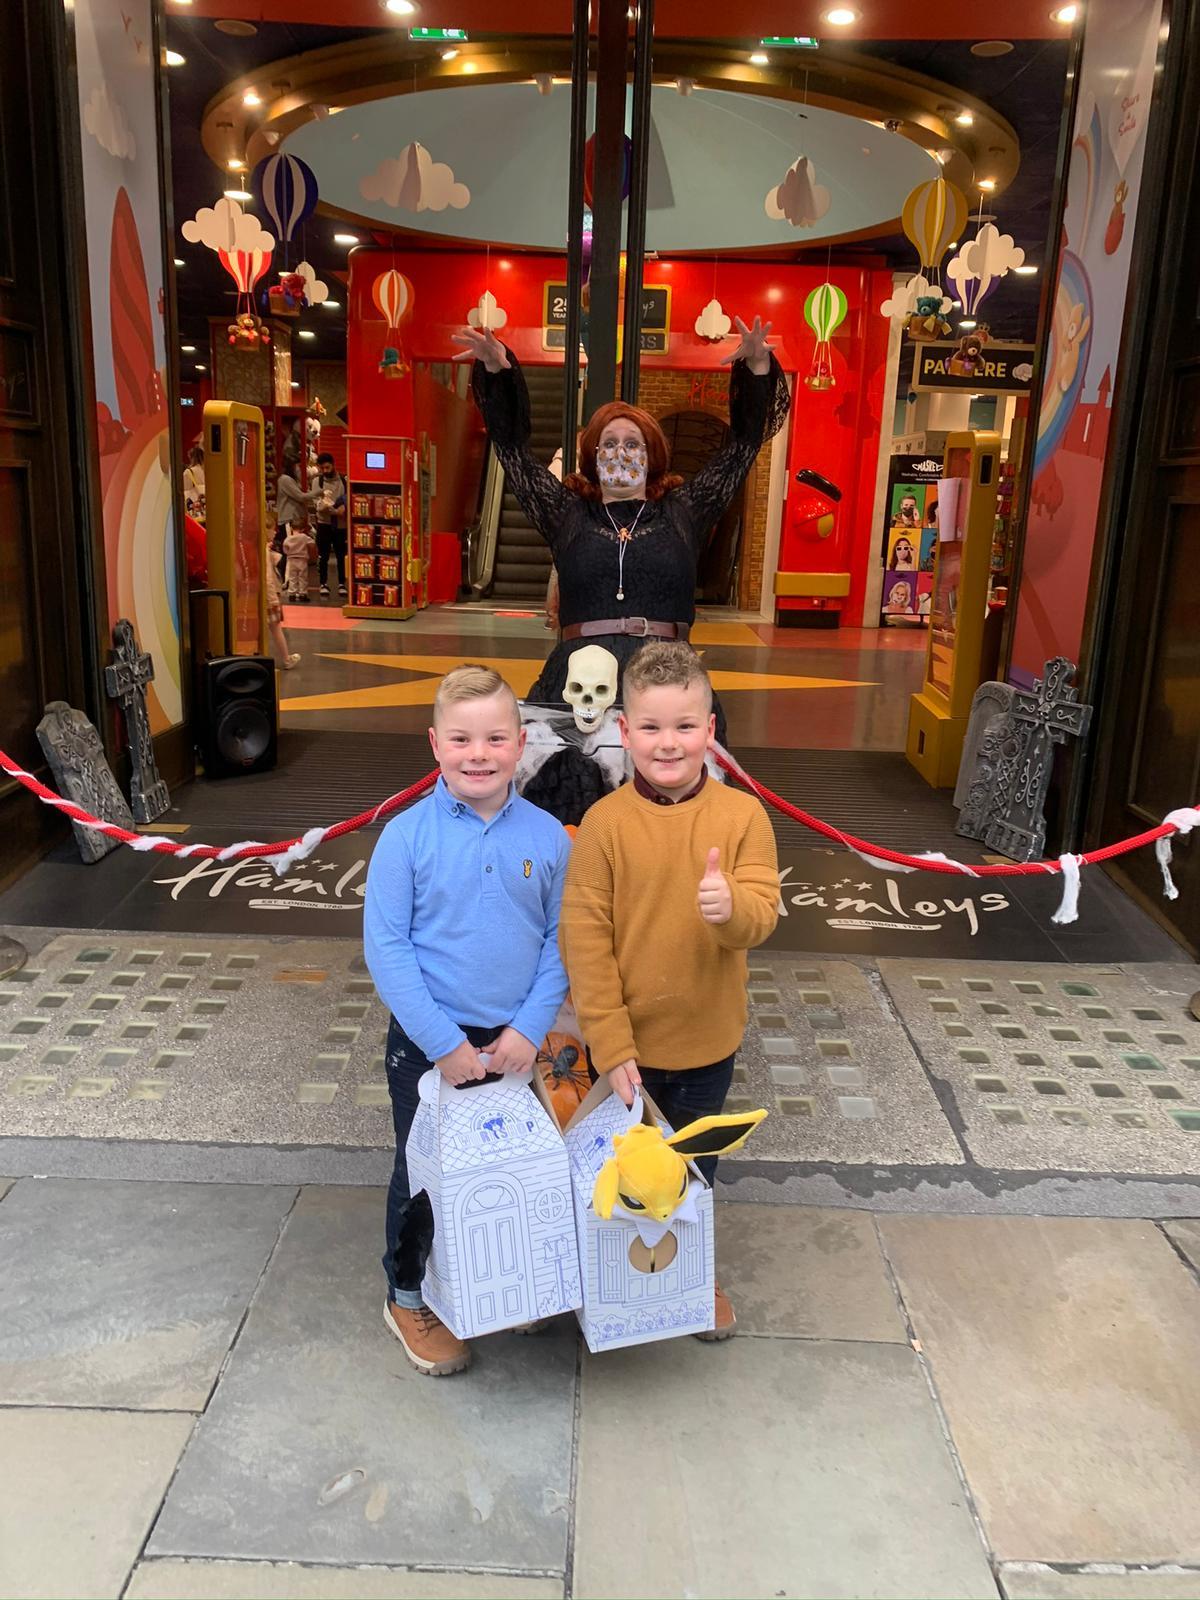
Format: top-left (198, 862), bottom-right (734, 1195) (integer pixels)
top-left (977, 178), bottom-right (997, 191)
top-left (171, 0), bottom-right (194, 5)
top-left (1015, 264), bottom-right (1038, 275)
top-left (935, 148), bottom-right (954, 165)
top-left (227, 158), bottom-right (246, 171)
top-left (384, 0), bottom-right (416, 12)
top-left (163, 48), bottom-right (185, 66)
top-left (955, 111), bottom-right (974, 127)
top-left (959, 320), bottom-right (978, 330)
top-left (242, 89), bottom-right (262, 107)
top-left (948, 240), bottom-right (958, 251)
top-left (334, 233), bottom-right (360, 245)
top-left (223, 187), bottom-right (252, 201)
top-left (195, 364), bottom-right (207, 371)
top-left (441, 47), bottom-right (459, 59)
top-left (321, 300), bottom-right (341, 309)
top-left (822, 7), bottom-right (858, 24)
top-left (749, 51), bottom-right (769, 65)
top-left (1051, 4), bottom-right (1079, 21)
top-left (972, 40), bottom-right (1015, 57)
top-left (181, 344), bottom-right (196, 353)
top-left (461, 60), bottom-right (478, 72)
top-left (174, 257), bottom-right (184, 267)
top-left (291, 381), bottom-right (301, 389)
top-left (298, 329), bottom-right (316, 340)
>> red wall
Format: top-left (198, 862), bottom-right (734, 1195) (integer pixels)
top-left (347, 249), bottom-right (894, 622)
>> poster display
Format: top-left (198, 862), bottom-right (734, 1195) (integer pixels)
top-left (879, 455), bottom-right (941, 624)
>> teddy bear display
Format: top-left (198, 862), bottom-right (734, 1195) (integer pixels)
top-left (267, 272), bottom-right (307, 318)
top-left (227, 311), bottom-right (270, 348)
top-left (905, 294), bottom-right (952, 342)
top-left (949, 326), bottom-right (990, 377)
top-left (379, 345), bottom-right (406, 379)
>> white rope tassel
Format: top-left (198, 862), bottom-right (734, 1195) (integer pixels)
top-left (1155, 806), bottom-right (1200, 901)
top-left (915, 850), bottom-right (979, 877)
top-left (269, 825), bottom-right (329, 877)
top-left (1051, 853), bottom-right (1083, 925)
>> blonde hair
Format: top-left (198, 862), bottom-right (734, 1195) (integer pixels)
top-left (433, 664), bottom-right (521, 727)
top-left (621, 642), bottom-right (713, 711)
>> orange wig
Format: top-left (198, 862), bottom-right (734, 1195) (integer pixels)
top-left (564, 401), bottom-right (684, 502)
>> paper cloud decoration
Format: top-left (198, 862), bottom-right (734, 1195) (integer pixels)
top-left (83, 82), bottom-right (136, 161)
top-left (694, 299), bottom-right (732, 341)
top-left (468, 291), bottom-right (508, 332)
top-left (182, 197), bottom-right (275, 256)
top-left (295, 260), bottom-right (329, 306)
top-left (765, 157), bottom-right (831, 229)
top-left (360, 142), bottom-right (470, 213)
top-left (879, 274), bottom-right (949, 322)
top-left (1013, 362), bottom-right (1034, 383)
top-left (947, 223), bottom-right (1026, 315)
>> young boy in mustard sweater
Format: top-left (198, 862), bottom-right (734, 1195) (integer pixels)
top-left (559, 642), bottom-right (780, 1339)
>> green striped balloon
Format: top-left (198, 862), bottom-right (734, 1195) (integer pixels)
top-left (804, 282), bottom-right (848, 342)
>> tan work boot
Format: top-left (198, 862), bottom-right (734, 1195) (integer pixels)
top-left (384, 1300), bottom-right (471, 1375)
top-left (694, 1281), bottom-right (737, 1342)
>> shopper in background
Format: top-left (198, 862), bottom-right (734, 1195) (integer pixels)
top-left (314, 452), bottom-right (348, 599)
top-left (183, 444), bottom-right (206, 524)
top-left (282, 521), bottom-right (314, 603)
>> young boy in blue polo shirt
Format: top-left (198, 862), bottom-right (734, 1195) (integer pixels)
top-left (364, 665), bottom-right (570, 1376)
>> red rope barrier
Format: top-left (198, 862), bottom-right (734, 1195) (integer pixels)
top-left (0, 742), bottom-right (1192, 881)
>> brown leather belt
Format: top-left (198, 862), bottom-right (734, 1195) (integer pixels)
top-left (560, 618), bottom-right (690, 642)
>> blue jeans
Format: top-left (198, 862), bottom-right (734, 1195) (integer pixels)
top-left (383, 1015), bottom-right (501, 1308)
top-left (634, 1054), bottom-right (738, 1186)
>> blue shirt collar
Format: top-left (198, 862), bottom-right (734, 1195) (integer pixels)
top-left (434, 774), bottom-right (517, 823)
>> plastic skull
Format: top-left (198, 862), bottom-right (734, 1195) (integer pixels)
top-left (563, 644), bottom-right (619, 732)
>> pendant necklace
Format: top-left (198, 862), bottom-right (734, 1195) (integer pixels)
top-left (604, 499), bottom-right (647, 600)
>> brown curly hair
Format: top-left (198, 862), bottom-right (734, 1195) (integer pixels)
top-left (564, 401), bottom-right (684, 502)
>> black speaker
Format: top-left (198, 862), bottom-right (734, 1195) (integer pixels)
top-left (190, 589), bottom-right (278, 779)
top-left (198, 654), bottom-right (277, 777)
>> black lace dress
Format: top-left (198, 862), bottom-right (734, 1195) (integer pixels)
top-left (472, 351), bottom-right (790, 734)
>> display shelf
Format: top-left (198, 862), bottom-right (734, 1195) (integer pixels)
top-left (341, 435), bottom-right (426, 621)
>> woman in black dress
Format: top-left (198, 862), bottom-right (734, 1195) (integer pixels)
top-left (452, 317), bottom-right (790, 738)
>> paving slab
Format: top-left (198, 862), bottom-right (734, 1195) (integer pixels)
top-left (1163, 1220), bottom-right (1200, 1276)
top-left (878, 1215), bottom-right (1200, 1564)
top-left (999, 1567), bottom-right (1200, 1599)
top-left (0, 1178), bottom-right (294, 1409)
top-left (715, 1202), bottom-right (907, 1342)
top-left (0, 1407), bottom-right (194, 1600)
top-left (149, 1186), bottom-right (577, 1572)
top-left (126, 1561), bottom-right (564, 1599)
top-left (0, 1177), bottom-right (12, 1202)
top-left (573, 1336), bottom-right (997, 1600)
top-left (879, 960), bottom-right (1200, 1174)
top-left (737, 955), bottom-right (963, 1164)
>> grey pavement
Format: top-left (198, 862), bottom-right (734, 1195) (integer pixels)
top-left (3, 1178), bottom-right (1200, 1599)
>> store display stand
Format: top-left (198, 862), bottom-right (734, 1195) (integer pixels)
top-left (343, 435), bottom-right (423, 622)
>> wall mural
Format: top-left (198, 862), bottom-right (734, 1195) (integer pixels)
top-left (1011, 0), bottom-right (1163, 685)
top-left (74, 0), bottom-right (181, 731)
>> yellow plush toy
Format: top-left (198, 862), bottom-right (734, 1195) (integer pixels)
top-left (593, 1110), bottom-right (768, 1224)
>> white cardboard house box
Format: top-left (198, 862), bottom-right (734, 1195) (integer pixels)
top-left (562, 1081), bottom-right (715, 1353)
top-left (405, 1068), bottom-right (583, 1341)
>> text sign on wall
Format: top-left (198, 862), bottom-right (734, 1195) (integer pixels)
top-left (912, 343), bottom-right (1036, 394)
top-left (543, 282), bottom-right (568, 351)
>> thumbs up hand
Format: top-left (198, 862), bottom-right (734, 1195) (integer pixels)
top-left (698, 846), bottom-right (733, 926)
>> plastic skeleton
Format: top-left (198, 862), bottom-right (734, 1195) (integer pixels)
top-left (593, 1110), bottom-right (768, 1225)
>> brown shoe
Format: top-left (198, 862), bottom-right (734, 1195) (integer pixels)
top-left (384, 1300), bottom-right (471, 1375)
top-left (694, 1281), bottom-right (737, 1342)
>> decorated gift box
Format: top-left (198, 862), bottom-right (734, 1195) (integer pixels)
top-left (353, 554), bottom-right (375, 582)
top-left (402, 1068), bottom-right (582, 1341)
top-left (352, 494), bottom-right (373, 520)
top-left (354, 583), bottom-right (373, 607)
top-left (352, 525), bottom-right (374, 551)
top-left (382, 583), bottom-right (401, 608)
top-left (378, 527), bottom-right (401, 552)
top-left (378, 553), bottom-right (400, 583)
top-left (383, 495), bottom-right (404, 521)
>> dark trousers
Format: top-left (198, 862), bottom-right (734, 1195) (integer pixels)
top-left (633, 1054), bottom-right (738, 1186)
top-left (316, 524), bottom-right (347, 587)
top-left (383, 1015), bottom-right (501, 1306)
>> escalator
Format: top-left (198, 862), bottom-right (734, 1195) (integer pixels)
top-left (470, 365), bottom-right (567, 601)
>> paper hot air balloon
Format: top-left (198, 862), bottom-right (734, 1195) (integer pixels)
top-left (901, 177), bottom-right (968, 277)
top-left (218, 248), bottom-right (272, 296)
top-left (803, 281), bottom-right (848, 391)
top-left (251, 153), bottom-right (319, 247)
top-left (372, 269), bottom-right (415, 376)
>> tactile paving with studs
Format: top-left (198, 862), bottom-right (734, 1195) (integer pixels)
top-left (878, 960), bottom-right (1200, 1174)
top-left (733, 956), bottom-right (962, 1165)
top-left (0, 934), bottom-right (394, 1146)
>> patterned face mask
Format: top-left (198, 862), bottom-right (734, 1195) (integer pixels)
top-left (596, 438), bottom-right (648, 492)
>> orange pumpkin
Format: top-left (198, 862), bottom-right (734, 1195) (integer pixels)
top-left (538, 1029), bottom-right (590, 1128)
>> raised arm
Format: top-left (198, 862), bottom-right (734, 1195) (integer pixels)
top-left (675, 316), bottom-right (790, 546)
top-left (452, 328), bottom-right (573, 550)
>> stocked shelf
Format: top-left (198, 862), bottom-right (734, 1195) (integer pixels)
top-left (342, 439), bottom-right (427, 619)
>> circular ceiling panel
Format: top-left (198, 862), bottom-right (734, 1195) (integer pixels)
top-left (286, 82), bottom-right (938, 252)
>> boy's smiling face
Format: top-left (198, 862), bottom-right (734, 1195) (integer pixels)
top-left (619, 681), bottom-right (715, 799)
top-left (430, 692), bottom-right (525, 817)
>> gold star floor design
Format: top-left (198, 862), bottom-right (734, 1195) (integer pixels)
top-left (279, 652), bottom-right (873, 714)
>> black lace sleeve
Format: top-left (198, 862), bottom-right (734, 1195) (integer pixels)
top-left (471, 351), bottom-right (573, 550)
top-left (673, 354), bottom-right (791, 547)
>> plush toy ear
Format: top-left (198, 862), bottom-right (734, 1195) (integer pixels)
top-left (593, 1159), bottom-right (621, 1220)
top-left (665, 1108), bottom-right (768, 1158)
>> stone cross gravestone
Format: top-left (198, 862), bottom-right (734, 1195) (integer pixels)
top-left (35, 702), bottom-right (134, 863)
top-left (956, 656), bottom-right (1092, 861)
top-left (104, 619), bottom-right (169, 824)
top-left (954, 680), bottom-right (1016, 813)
